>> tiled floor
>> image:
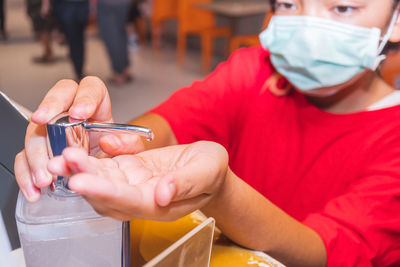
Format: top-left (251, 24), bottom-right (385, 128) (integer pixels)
top-left (0, 0), bottom-right (206, 122)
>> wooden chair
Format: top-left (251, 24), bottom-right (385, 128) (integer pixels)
top-left (177, 0), bottom-right (231, 73)
top-left (229, 34), bottom-right (261, 54)
top-left (229, 12), bottom-right (273, 54)
top-left (381, 50), bottom-right (400, 89)
top-left (151, 0), bottom-right (179, 49)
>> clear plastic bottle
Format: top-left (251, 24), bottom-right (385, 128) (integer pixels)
top-left (15, 112), bottom-right (153, 267)
top-left (15, 188), bottom-right (122, 267)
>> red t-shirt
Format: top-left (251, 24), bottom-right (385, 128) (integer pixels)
top-left (150, 47), bottom-right (400, 266)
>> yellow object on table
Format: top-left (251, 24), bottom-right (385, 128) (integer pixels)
top-left (130, 212), bottom-right (284, 267)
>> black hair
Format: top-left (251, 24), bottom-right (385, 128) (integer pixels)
top-left (269, 0), bottom-right (276, 12)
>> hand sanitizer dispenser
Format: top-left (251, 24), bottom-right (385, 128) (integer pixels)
top-left (15, 112), bottom-right (153, 267)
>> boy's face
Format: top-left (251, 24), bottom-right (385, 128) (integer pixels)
top-left (273, 0), bottom-right (400, 96)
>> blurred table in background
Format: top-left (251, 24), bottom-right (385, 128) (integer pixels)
top-left (196, 1), bottom-right (270, 34)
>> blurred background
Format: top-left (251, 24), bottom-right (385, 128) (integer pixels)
top-left (0, 0), bottom-right (267, 122)
top-left (1, 0), bottom-right (399, 123)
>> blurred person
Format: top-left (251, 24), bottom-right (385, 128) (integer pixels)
top-left (26, 0), bottom-right (56, 63)
top-left (53, 0), bottom-right (89, 81)
top-left (97, 0), bottom-right (132, 85)
top-left (0, 0), bottom-right (5, 40)
top-left (15, 0), bottom-right (400, 266)
top-left (127, 0), bottom-right (147, 51)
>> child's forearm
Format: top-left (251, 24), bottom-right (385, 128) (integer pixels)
top-left (201, 169), bottom-right (327, 267)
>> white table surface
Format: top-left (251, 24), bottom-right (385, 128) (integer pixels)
top-left (196, 1), bottom-right (270, 18)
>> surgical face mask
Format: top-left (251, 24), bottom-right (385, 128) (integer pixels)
top-left (259, 8), bottom-right (400, 92)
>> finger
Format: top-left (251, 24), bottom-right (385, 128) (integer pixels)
top-left (99, 134), bottom-right (145, 156)
top-left (47, 155), bottom-right (71, 176)
top-left (61, 147), bottom-right (99, 174)
top-left (25, 123), bottom-right (53, 188)
top-left (69, 171), bottom-right (157, 209)
top-left (68, 172), bottom-right (121, 199)
top-left (61, 147), bottom-right (128, 183)
top-left (69, 76), bottom-right (112, 122)
top-left (47, 153), bottom-right (116, 183)
top-left (31, 79), bottom-right (78, 124)
top-left (14, 151), bottom-right (41, 202)
top-left (69, 172), bottom-right (210, 221)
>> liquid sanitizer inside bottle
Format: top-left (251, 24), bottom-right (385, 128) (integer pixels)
top-left (15, 112), bottom-right (153, 267)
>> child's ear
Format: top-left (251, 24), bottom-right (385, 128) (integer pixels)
top-left (389, 12), bottom-right (400, 42)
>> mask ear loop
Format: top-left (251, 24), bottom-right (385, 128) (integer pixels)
top-left (374, 3), bottom-right (400, 69)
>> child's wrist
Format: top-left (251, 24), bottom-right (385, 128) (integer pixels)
top-left (202, 167), bottom-right (233, 215)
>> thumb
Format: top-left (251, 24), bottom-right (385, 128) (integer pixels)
top-left (154, 174), bottom-right (176, 207)
top-left (99, 134), bottom-right (145, 156)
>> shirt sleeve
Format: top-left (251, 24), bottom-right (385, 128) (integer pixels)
top-left (149, 47), bottom-right (268, 148)
top-left (303, 144), bottom-right (400, 267)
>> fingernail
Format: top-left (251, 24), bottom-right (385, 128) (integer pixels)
top-left (23, 187), bottom-right (40, 202)
top-left (21, 189), bottom-right (31, 201)
top-left (68, 161), bottom-right (80, 173)
top-left (34, 169), bottom-right (51, 187)
top-left (31, 173), bottom-right (37, 185)
top-left (32, 107), bottom-right (48, 120)
top-left (103, 135), bottom-right (122, 149)
top-left (70, 104), bottom-right (91, 119)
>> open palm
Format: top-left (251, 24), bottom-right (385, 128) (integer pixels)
top-left (47, 141), bottom-right (228, 221)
